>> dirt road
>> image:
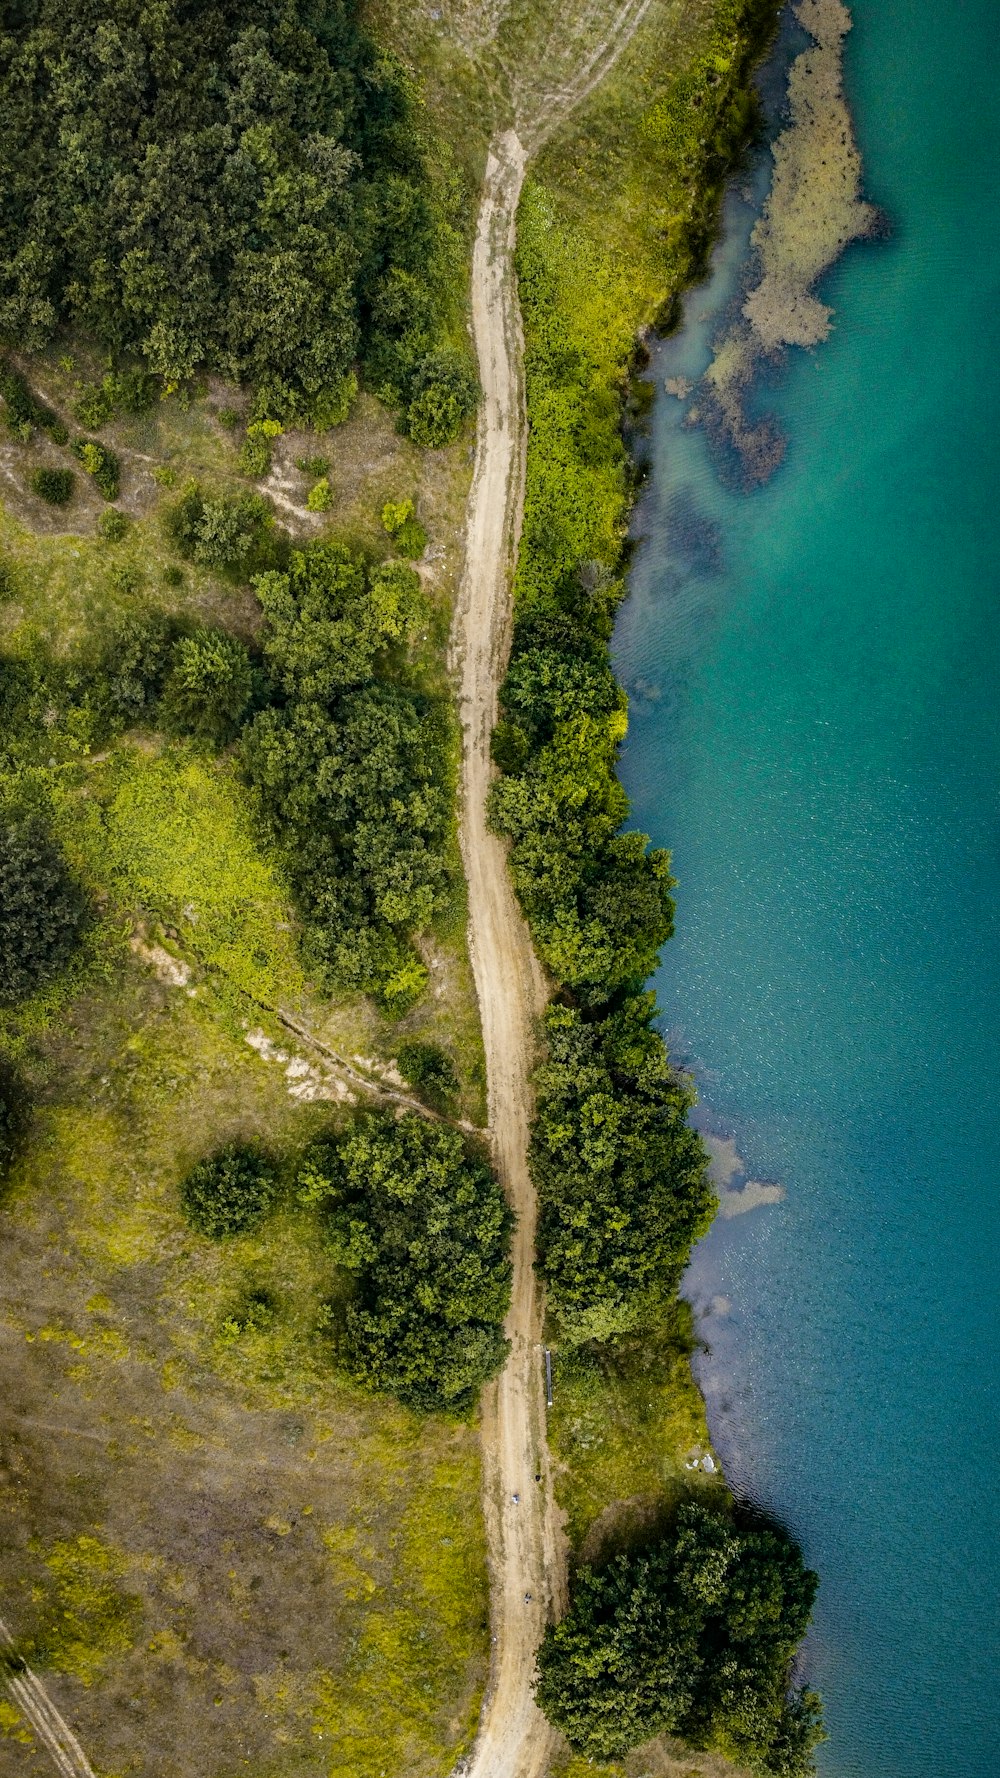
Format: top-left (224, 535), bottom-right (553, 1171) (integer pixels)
top-left (450, 9), bottom-right (657, 1775)
top-left (0, 1617), bottom-right (96, 1778)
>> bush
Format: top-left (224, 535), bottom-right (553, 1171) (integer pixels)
top-left (238, 434), bottom-right (271, 478)
top-left (73, 383), bottom-right (114, 430)
top-left (72, 438), bottom-right (120, 500)
top-left (397, 1040), bottom-right (459, 1113)
top-left (404, 349), bottom-right (478, 447)
top-left (0, 818), bottom-right (85, 1004)
top-left (299, 1113), bottom-right (511, 1409)
top-left (0, 360), bottom-right (66, 443)
top-left (381, 496), bottom-right (427, 558)
top-left (30, 467), bottom-right (74, 506)
top-left (162, 628), bottom-right (254, 743)
top-left (180, 1142), bottom-right (279, 1238)
top-left (84, 607), bottom-right (172, 734)
top-left (306, 476), bottom-right (334, 512)
top-left (75, 370), bottom-right (156, 430)
top-left (97, 507), bottom-right (130, 542)
top-left (536, 1504), bottom-right (823, 1773)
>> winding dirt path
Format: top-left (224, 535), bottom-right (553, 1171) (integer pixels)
top-left (451, 9), bottom-right (656, 1775)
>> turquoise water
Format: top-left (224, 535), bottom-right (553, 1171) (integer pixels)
top-left (613, 3), bottom-right (1000, 1772)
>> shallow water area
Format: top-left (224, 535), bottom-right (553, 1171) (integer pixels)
top-left (614, 2), bottom-right (1000, 1773)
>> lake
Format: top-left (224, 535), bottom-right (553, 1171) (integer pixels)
top-left (613, 1), bottom-right (1000, 1771)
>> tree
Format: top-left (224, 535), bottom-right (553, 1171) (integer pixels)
top-left (162, 628), bottom-right (254, 742)
top-left (0, 819), bottom-right (85, 1004)
top-left (180, 1142), bottom-right (279, 1238)
top-left (535, 1503), bottom-right (823, 1775)
top-left (532, 996), bottom-right (714, 1343)
top-left (299, 1113), bottom-right (511, 1409)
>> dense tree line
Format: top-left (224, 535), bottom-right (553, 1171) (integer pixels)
top-left (532, 997), bottom-right (714, 1345)
top-left (489, 222), bottom-right (710, 1339)
top-left (0, 0), bottom-right (476, 436)
top-left (489, 616), bottom-right (674, 1002)
top-left (536, 1503), bottom-right (823, 1774)
top-left (299, 1113), bottom-right (511, 1410)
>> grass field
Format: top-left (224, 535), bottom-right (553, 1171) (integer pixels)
top-left (0, 330), bottom-right (488, 1776)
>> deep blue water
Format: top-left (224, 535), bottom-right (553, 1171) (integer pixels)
top-left (613, 3), bottom-right (1000, 1773)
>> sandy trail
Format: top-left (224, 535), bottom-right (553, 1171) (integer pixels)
top-left (451, 10), bottom-right (656, 1776)
top-left (0, 1617), bottom-right (97, 1778)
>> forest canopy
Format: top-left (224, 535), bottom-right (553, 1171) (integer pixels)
top-left (0, 0), bottom-right (471, 428)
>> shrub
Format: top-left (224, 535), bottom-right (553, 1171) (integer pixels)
top-left (396, 1040), bottom-right (459, 1113)
top-left (72, 438), bottom-right (120, 500)
top-left (404, 349), bottom-right (478, 447)
top-left (312, 372), bottom-right (357, 432)
top-left (89, 608), bottom-right (173, 731)
top-left (180, 1142), bottom-right (279, 1238)
top-left (97, 507), bottom-right (130, 542)
top-left (536, 1504), bottom-right (823, 1773)
top-left (0, 818), bottom-right (85, 1004)
top-left (217, 407), bottom-right (241, 431)
top-left (0, 361), bottom-right (66, 443)
top-left (299, 1114), bottom-right (511, 1410)
top-left (73, 383), bottom-right (114, 430)
top-left (162, 564), bottom-right (184, 587)
top-left (296, 455), bottom-right (329, 477)
top-left (30, 467), bottom-right (74, 506)
top-left (381, 496), bottom-right (427, 558)
top-left (162, 628), bottom-right (254, 743)
top-left (306, 476), bottom-right (334, 512)
top-left (238, 434), bottom-right (270, 478)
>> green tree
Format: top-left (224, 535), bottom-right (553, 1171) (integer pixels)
top-left (180, 1142), bottom-right (279, 1238)
top-left (0, 819), bottom-right (85, 1004)
top-left (535, 1504), bottom-right (823, 1774)
top-left (162, 628), bottom-right (254, 742)
top-left (299, 1114), bottom-right (511, 1409)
